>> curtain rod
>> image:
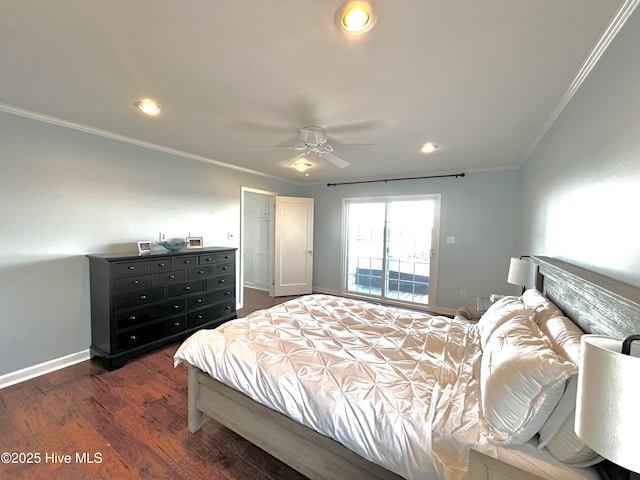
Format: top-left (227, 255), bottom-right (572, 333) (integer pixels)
top-left (327, 172), bottom-right (465, 187)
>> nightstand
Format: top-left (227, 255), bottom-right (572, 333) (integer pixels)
top-left (467, 449), bottom-right (545, 480)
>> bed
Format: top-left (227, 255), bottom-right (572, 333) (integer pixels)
top-left (173, 256), bottom-right (640, 479)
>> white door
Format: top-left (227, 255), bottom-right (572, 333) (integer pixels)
top-left (273, 196), bottom-right (314, 296)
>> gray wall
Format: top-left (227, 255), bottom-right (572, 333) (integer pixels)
top-left (305, 169), bottom-right (523, 310)
top-left (0, 111), bottom-right (300, 376)
top-left (520, 7), bottom-right (640, 288)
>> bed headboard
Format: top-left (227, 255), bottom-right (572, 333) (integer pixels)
top-left (531, 256), bottom-right (640, 339)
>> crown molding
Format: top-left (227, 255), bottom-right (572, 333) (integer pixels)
top-left (521, 0), bottom-right (640, 165)
top-left (0, 102), bottom-right (297, 184)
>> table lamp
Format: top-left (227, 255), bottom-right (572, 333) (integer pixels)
top-left (507, 257), bottom-right (530, 293)
top-left (575, 334), bottom-right (640, 475)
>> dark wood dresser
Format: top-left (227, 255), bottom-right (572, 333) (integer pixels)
top-left (87, 247), bottom-right (237, 369)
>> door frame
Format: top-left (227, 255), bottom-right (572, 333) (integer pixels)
top-left (240, 187), bottom-right (277, 308)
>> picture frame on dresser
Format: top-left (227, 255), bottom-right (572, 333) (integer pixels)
top-left (87, 247), bottom-right (237, 370)
top-left (186, 236), bottom-right (203, 249)
top-left (137, 240), bottom-right (152, 254)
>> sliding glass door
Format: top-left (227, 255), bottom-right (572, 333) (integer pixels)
top-left (343, 195), bottom-right (440, 308)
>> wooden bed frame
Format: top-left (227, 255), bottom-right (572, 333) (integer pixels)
top-left (185, 256), bottom-right (640, 480)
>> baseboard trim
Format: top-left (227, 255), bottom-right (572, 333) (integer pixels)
top-left (0, 350), bottom-right (91, 390)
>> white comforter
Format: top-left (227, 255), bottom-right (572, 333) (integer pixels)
top-left (174, 294), bottom-right (486, 480)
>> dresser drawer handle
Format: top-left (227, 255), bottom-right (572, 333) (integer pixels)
top-left (225, 306), bottom-right (231, 310)
top-left (205, 257), bottom-right (212, 262)
top-left (132, 280), bottom-right (139, 285)
top-left (198, 270), bottom-right (205, 275)
top-left (196, 298), bottom-right (203, 303)
top-left (128, 266), bottom-right (135, 270)
top-left (140, 294), bottom-right (147, 300)
top-left (129, 315), bottom-right (136, 321)
top-left (130, 335), bottom-right (137, 341)
top-left (173, 321), bottom-right (181, 327)
top-left (225, 291), bottom-right (231, 295)
top-left (158, 262), bottom-right (165, 267)
top-left (184, 260), bottom-right (191, 264)
top-left (218, 279), bottom-right (225, 284)
top-left (224, 255), bottom-right (230, 259)
top-left (222, 266), bottom-right (229, 271)
top-left (173, 304), bottom-right (180, 309)
top-left (196, 314), bottom-right (203, 320)
top-left (184, 286), bottom-right (191, 291)
top-left (169, 274), bottom-right (175, 279)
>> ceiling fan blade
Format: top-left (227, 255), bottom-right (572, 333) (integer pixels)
top-left (328, 119), bottom-right (379, 135)
top-left (322, 152), bottom-right (350, 168)
top-left (249, 145), bottom-right (305, 151)
top-left (331, 142), bottom-right (376, 151)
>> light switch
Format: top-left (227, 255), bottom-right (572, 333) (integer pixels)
top-left (446, 236), bottom-right (456, 244)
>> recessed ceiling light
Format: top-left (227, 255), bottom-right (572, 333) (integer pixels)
top-left (136, 98), bottom-right (160, 116)
top-left (421, 142), bottom-right (439, 154)
top-left (338, 2), bottom-right (375, 34)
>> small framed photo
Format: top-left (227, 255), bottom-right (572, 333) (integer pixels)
top-left (186, 236), bottom-right (204, 249)
top-left (137, 240), bottom-right (152, 254)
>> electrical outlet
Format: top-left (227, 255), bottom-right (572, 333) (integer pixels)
top-left (446, 236), bottom-right (456, 244)
top-left (227, 232), bottom-right (235, 240)
top-left (459, 290), bottom-right (466, 299)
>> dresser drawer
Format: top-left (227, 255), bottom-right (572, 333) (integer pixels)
top-left (188, 299), bottom-right (235, 329)
top-left (114, 274), bottom-right (152, 292)
top-left (164, 316), bottom-right (187, 336)
top-left (116, 299), bottom-right (186, 330)
top-left (167, 280), bottom-right (204, 298)
top-left (206, 273), bottom-right (235, 291)
top-left (218, 252), bottom-right (235, 263)
top-left (198, 252), bottom-right (236, 266)
top-left (114, 261), bottom-right (146, 277)
top-left (187, 265), bottom-right (213, 280)
top-left (115, 287), bottom-right (164, 309)
top-left (175, 255), bottom-right (198, 267)
top-left (213, 262), bottom-right (234, 275)
top-left (116, 316), bottom-right (187, 351)
top-left (153, 269), bottom-right (186, 285)
top-left (146, 258), bottom-right (174, 273)
top-left (198, 253), bottom-right (218, 265)
top-left (187, 288), bottom-right (235, 309)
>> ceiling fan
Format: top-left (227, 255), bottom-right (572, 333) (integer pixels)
top-left (251, 126), bottom-right (375, 169)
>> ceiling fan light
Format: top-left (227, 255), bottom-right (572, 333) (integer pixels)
top-left (421, 142), bottom-right (439, 154)
top-left (292, 159), bottom-right (313, 172)
top-left (136, 98), bottom-right (160, 116)
top-left (339, 2), bottom-right (375, 34)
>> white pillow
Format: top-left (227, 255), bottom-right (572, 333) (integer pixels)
top-left (476, 296), bottom-right (534, 347)
top-left (480, 316), bottom-right (577, 446)
top-left (538, 375), bottom-right (603, 466)
top-left (539, 315), bottom-right (583, 365)
top-left (521, 289), bottom-right (563, 325)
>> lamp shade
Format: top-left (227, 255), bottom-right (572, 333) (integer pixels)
top-left (507, 257), bottom-right (529, 286)
top-left (575, 335), bottom-right (640, 473)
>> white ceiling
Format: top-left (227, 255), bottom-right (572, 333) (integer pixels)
top-left (0, 1), bottom-right (633, 184)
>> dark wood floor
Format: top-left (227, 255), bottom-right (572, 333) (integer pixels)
top-left (0, 288), bottom-right (306, 480)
